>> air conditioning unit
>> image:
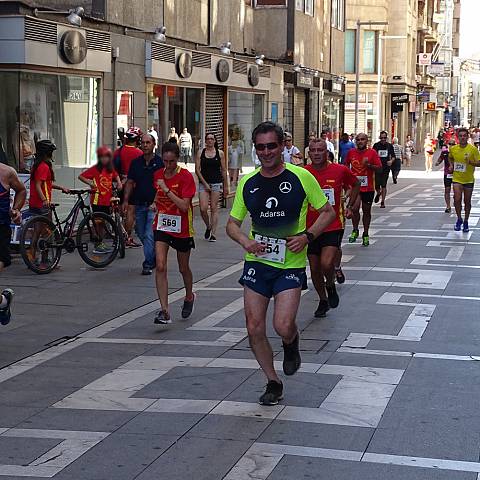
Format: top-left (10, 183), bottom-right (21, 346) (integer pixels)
top-left (387, 75), bottom-right (405, 83)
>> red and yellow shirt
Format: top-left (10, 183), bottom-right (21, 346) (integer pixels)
top-left (153, 166), bottom-right (196, 238)
top-left (305, 163), bottom-right (359, 232)
top-left (29, 162), bottom-right (52, 209)
top-left (81, 166), bottom-right (118, 206)
top-left (344, 148), bottom-right (382, 192)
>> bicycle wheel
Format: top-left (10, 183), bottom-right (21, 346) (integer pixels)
top-left (19, 216), bottom-right (62, 274)
top-left (76, 212), bottom-right (119, 268)
top-left (116, 214), bottom-right (126, 259)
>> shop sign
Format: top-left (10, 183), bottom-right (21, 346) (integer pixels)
top-left (216, 59), bottom-right (230, 82)
top-left (345, 102), bottom-right (372, 110)
top-left (391, 93), bottom-right (409, 103)
top-left (418, 91), bottom-right (430, 102)
top-left (248, 65), bottom-right (260, 87)
top-left (428, 62), bottom-right (446, 76)
top-left (426, 102), bottom-right (436, 111)
top-left (177, 52), bottom-right (193, 79)
top-left (418, 53), bottom-right (432, 66)
top-left (296, 74), bottom-right (313, 88)
top-left (59, 30), bottom-right (87, 64)
top-left (332, 81), bottom-right (343, 92)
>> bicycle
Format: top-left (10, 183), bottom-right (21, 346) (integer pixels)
top-left (19, 189), bottom-right (119, 274)
top-left (111, 189), bottom-right (127, 259)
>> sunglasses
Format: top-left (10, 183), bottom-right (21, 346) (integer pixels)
top-left (255, 142), bottom-right (279, 151)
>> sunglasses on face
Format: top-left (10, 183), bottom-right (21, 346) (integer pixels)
top-left (255, 142), bottom-right (279, 151)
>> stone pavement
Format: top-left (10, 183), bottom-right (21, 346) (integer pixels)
top-left (1, 158), bottom-right (480, 479)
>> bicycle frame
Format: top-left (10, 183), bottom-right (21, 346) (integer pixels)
top-left (51, 193), bottom-right (91, 240)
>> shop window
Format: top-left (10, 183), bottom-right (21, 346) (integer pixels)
top-left (331, 0), bottom-right (345, 30)
top-left (0, 72), bottom-right (20, 169)
top-left (116, 91), bottom-right (133, 133)
top-left (362, 31), bottom-right (377, 74)
top-left (228, 91), bottom-right (265, 168)
top-left (345, 30), bottom-right (356, 73)
top-left (147, 84), bottom-right (203, 160)
top-left (305, 0), bottom-right (314, 15)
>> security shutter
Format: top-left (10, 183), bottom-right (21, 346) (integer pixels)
top-left (344, 111), bottom-right (366, 135)
top-left (293, 89), bottom-right (306, 148)
top-left (206, 86), bottom-right (225, 149)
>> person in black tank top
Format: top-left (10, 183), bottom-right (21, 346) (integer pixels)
top-left (0, 163), bottom-right (26, 270)
top-left (195, 133), bottom-right (228, 242)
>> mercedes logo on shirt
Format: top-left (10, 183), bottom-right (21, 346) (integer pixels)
top-left (279, 182), bottom-right (292, 194)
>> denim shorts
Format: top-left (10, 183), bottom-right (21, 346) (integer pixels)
top-left (199, 183), bottom-right (223, 193)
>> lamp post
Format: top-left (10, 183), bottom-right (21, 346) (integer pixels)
top-left (376, 35), bottom-right (407, 138)
top-left (354, 21), bottom-right (389, 134)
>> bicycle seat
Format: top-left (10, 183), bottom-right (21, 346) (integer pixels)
top-left (69, 189), bottom-right (91, 195)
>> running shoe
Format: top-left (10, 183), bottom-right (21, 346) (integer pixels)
top-left (0, 289), bottom-right (14, 326)
top-left (463, 221), bottom-right (469, 233)
top-left (141, 268), bottom-right (152, 276)
top-left (208, 235), bottom-right (217, 242)
top-left (314, 299), bottom-right (329, 318)
top-left (445, 207), bottom-right (451, 213)
top-left (259, 380), bottom-right (283, 406)
top-left (181, 294), bottom-right (195, 319)
top-left (348, 230), bottom-right (359, 243)
top-left (282, 333), bottom-right (301, 376)
top-left (393, 177), bottom-right (398, 184)
top-left (93, 242), bottom-right (113, 254)
top-left (154, 310), bottom-right (172, 325)
top-left (380, 202), bottom-right (386, 208)
top-left (454, 219), bottom-right (463, 231)
top-left (362, 235), bottom-right (370, 247)
top-left (335, 268), bottom-right (346, 284)
top-left (374, 192), bottom-right (381, 203)
top-left (204, 227), bottom-right (211, 240)
top-left (326, 284), bottom-right (340, 309)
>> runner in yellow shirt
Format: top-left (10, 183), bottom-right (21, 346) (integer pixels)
top-left (449, 127), bottom-right (480, 232)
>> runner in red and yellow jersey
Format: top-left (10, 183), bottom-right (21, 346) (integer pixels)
top-left (344, 133), bottom-right (382, 246)
top-left (151, 142), bottom-right (196, 325)
top-left (305, 138), bottom-right (360, 317)
top-left (79, 146), bottom-right (122, 215)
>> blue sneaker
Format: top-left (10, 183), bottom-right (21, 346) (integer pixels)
top-left (454, 219), bottom-right (463, 231)
top-left (0, 289), bottom-right (14, 326)
top-left (463, 221), bottom-right (469, 233)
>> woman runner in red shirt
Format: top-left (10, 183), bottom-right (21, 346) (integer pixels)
top-left (151, 142), bottom-right (197, 325)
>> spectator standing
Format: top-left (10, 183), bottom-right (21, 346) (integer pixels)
top-left (391, 137), bottom-right (404, 184)
top-left (424, 133), bottom-right (435, 173)
top-left (338, 133), bottom-right (355, 165)
top-left (321, 130), bottom-right (335, 156)
top-left (405, 134), bottom-right (415, 167)
top-left (282, 133), bottom-right (303, 165)
top-left (123, 134), bottom-right (164, 275)
top-left (179, 128), bottom-right (193, 164)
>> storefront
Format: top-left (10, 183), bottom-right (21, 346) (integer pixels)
top-left (146, 42), bottom-right (271, 164)
top-left (0, 16), bottom-right (110, 189)
top-left (228, 90), bottom-right (265, 168)
top-left (322, 78), bottom-right (345, 151)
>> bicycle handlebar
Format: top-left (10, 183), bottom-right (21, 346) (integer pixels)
top-left (67, 189), bottom-right (92, 195)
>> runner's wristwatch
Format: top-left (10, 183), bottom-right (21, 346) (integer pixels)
top-left (303, 231), bottom-right (315, 243)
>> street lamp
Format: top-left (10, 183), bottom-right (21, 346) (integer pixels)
top-left (125, 25), bottom-right (167, 43)
top-left (376, 35), bottom-right (407, 138)
top-left (219, 42), bottom-right (232, 55)
top-left (255, 54), bottom-right (265, 66)
top-left (34, 6), bottom-right (84, 27)
top-left (354, 20), bottom-right (389, 134)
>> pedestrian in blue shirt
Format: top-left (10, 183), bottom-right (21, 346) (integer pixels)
top-left (338, 133), bottom-right (355, 165)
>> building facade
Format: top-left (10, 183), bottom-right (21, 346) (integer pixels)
top-left (0, 0), bottom-right (345, 187)
top-left (343, 0), bottom-right (457, 148)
